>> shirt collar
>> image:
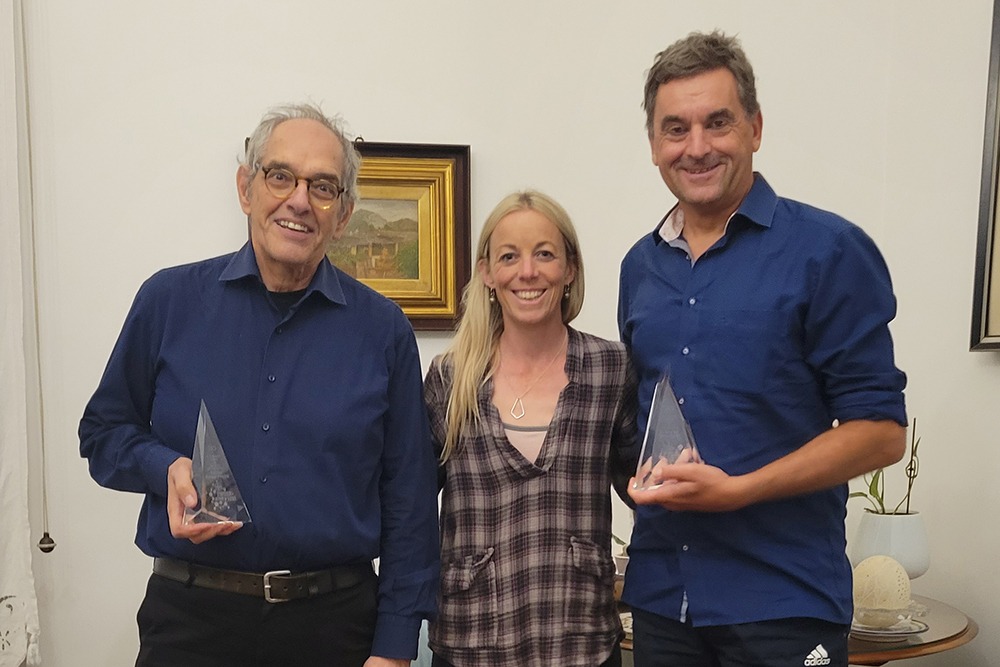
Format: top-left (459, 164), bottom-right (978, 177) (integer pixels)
top-left (220, 242), bottom-right (348, 306)
top-left (652, 172), bottom-right (778, 244)
top-left (564, 326), bottom-right (584, 384)
top-left (736, 172), bottom-right (779, 230)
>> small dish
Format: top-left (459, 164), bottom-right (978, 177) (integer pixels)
top-left (850, 618), bottom-right (928, 642)
top-left (853, 599), bottom-right (929, 628)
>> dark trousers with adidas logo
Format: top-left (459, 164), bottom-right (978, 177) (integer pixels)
top-left (631, 609), bottom-right (848, 667)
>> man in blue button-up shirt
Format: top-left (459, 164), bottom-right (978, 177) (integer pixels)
top-left (80, 103), bottom-right (439, 667)
top-left (619, 32), bottom-right (907, 667)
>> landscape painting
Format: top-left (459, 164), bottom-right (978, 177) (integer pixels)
top-left (330, 198), bottom-right (420, 280)
top-left (327, 141), bottom-right (471, 330)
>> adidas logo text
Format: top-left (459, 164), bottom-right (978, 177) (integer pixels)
top-left (803, 643), bottom-right (831, 666)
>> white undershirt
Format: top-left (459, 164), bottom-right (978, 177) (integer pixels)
top-left (502, 422), bottom-right (548, 464)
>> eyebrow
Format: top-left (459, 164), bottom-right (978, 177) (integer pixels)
top-left (659, 107), bottom-right (737, 131)
top-left (493, 240), bottom-right (558, 253)
top-left (707, 109), bottom-right (738, 123)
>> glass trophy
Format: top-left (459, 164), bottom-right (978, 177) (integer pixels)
top-left (634, 373), bottom-right (701, 490)
top-left (182, 401), bottom-right (252, 525)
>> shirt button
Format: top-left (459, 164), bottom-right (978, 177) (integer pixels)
top-left (260, 476), bottom-right (267, 483)
top-left (268, 374), bottom-right (276, 382)
top-left (688, 297), bottom-right (696, 305)
top-left (682, 346), bottom-right (690, 355)
top-left (262, 423), bottom-right (270, 432)
top-left (682, 545), bottom-right (689, 551)
top-left (678, 397), bottom-right (685, 405)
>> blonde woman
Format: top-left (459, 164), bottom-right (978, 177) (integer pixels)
top-left (424, 191), bottom-right (638, 667)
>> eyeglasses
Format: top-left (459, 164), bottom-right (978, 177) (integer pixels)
top-left (256, 164), bottom-right (346, 210)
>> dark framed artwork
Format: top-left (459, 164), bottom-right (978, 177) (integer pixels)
top-left (973, 0), bottom-right (1000, 349)
top-left (328, 142), bottom-right (471, 331)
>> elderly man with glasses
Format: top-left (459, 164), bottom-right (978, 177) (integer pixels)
top-left (80, 103), bottom-right (439, 667)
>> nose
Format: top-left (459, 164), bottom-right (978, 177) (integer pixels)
top-left (685, 126), bottom-right (710, 159)
top-left (285, 179), bottom-right (312, 212)
top-left (517, 256), bottom-right (539, 279)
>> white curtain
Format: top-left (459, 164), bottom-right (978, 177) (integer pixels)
top-left (0, 0), bottom-right (42, 664)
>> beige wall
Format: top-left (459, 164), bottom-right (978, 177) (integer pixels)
top-left (21, 1), bottom-right (996, 665)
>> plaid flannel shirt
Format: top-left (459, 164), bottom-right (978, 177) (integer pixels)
top-left (425, 327), bottom-right (638, 666)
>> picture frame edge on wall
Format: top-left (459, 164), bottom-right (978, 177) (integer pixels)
top-left (972, 0), bottom-right (1000, 350)
top-left (336, 141), bottom-right (472, 332)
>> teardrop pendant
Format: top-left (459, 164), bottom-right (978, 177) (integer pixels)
top-left (510, 397), bottom-right (526, 420)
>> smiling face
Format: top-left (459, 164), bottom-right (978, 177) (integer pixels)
top-left (237, 118), bottom-right (354, 291)
top-left (649, 67), bottom-right (762, 225)
top-left (478, 209), bottom-right (576, 331)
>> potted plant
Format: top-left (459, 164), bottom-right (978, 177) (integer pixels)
top-left (848, 419), bottom-right (929, 578)
top-left (850, 418), bottom-right (921, 514)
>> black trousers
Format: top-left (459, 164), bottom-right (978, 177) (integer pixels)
top-left (135, 571), bottom-right (378, 667)
top-left (630, 608), bottom-right (849, 667)
top-left (431, 644), bottom-right (623, 667)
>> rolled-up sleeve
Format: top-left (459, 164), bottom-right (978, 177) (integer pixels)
top-left (804, 225), bottom-right (907, 426)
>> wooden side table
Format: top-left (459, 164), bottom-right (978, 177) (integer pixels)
top-left (849, 595), bottom-right (978, 665)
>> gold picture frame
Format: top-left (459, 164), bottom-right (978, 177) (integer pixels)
top-left (973, 0), bottom-right (1000, 349)
top-left (329, 142), bottom-right (471, 331)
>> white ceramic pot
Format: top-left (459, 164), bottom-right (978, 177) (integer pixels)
top-left (849, 511), bottom-right (930, 579)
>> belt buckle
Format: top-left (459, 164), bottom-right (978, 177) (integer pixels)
top-left (263, 569), bottom-right (292, 603)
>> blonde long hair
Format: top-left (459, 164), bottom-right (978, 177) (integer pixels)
top-left (438, 190), bottom-right (585, 461)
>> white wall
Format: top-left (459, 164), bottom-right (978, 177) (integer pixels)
top-left (21, 1), bottom-right (996, 665)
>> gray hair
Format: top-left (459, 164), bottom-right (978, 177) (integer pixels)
top-left (240, 103), bottom-right (361, 210)
top-left (643, 30), bottom-right (759, 135)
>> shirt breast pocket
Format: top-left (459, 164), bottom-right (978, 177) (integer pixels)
top-left (700, 309), bottom-right (792, 395)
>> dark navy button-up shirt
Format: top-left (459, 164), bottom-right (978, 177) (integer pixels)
top-left (80, 243), bottom-right (439, 657)
top-left (618, 174), bottom-right (906, 627)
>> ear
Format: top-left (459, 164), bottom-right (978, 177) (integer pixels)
top-left (648, 130), bottom-right (657, 165)
top-left (477, 257), bottom-right (495, 289)
top-left (750, 110), bottom-right (763, 152)
top-left (564, 261), bottom-right (577, 287)
top-left (330, 200), bottom-right (355, 241)
top-left (237, 166), bottom-right (252, 215)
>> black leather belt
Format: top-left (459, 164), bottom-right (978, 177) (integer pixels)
top-left (152, 557), bottom-right (372, 603)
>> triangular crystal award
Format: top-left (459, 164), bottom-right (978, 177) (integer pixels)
top-left (183, 401), bottom-right (252, 524)
top-left (634, 373), bottom-right (701, 490)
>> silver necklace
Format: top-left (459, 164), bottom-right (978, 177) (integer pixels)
top-left (502, 335), bottom-right (567, 420)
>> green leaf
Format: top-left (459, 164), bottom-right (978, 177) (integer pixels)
top-left (866, 468), bottom-right (886, 513)
top-left (867, 469), bottom-right (882, 499)
top-left (849, 490), bottom-right (880, 513)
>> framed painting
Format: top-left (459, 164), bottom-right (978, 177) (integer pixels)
top-left (973, 0), bottom-right (1000, 349)
top-left (329, 142), bottom-right (471, 331)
